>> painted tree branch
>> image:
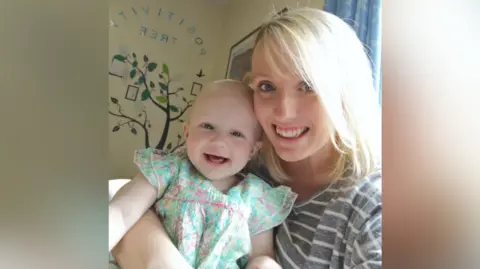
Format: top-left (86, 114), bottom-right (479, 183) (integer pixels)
top-left (109, 100), bottom-right (150, 148)
top-left (168, 87), bottom-right (182, 96)
top-left (109, 109), bottom-right (144, 129)
top-left (167, 133), bottom-right (186, 153)
top-left (171, 100), bottom-right (194, 121)
top-left (110, 53), bottom-right (193, 152)
top-left (142, 108), bottom-right (149, 126)
top-left (125, 57), bottom-right (168, 113)
top-left (170, 140), bottom-right (186, 153)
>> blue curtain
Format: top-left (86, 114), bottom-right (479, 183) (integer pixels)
top-left (323, 0), bottom-right (382, 101)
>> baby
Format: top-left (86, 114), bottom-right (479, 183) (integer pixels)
top-left (109, 79), bottom-right (297, 269)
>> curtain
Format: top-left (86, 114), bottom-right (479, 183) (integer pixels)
top-left (323, 0), bottom-right (382, 100)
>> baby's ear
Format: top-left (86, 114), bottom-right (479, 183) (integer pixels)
top-left (183, 124), bottom-right (189, 138)
top-left (250, 141), bottom-right (263, 158)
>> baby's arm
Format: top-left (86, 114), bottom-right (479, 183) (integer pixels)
top-left (112, 209), bottom-right (194, 269)
top-left (109, 172), bottom-right (157, 252)
top-left (247, 229), bottom-right (282, 269)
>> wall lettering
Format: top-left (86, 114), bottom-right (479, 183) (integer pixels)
top-left (113, 5), bottom-right (207, 56)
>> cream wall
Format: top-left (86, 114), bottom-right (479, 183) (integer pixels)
top-left (109, 0), bottom-right (229, 178)
top-left (213, 0), bottom-right (325, 78)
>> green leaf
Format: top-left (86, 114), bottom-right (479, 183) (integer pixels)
top-left (141, 89), bottom-right (150, 101)
top-left (137, 76), bottom-right (145, 85)
top-left (159, 83), bottom-right (168, 91)
top-left (132, 52), bottom-right (137, 58)
top-left (113, 54), bottom-right (126, 62)
top-left (130, 69), bottom-right (136, 79)
top-left (168, 105), bottom-right (179, 112)
top-left (147, 62), bottom-right (158, 72)
top-left (110, 97), bottom-right (118, 104)
top-left (156, 96), bottom-right (168, 103)
top-left (112, 126), bottom-right (120, 132)
top-left (158, 73), bottom-right (164, 79)
top-left (149, 81), bottom-right (155, 88)
top-left (132, 60), bottom-right (138, 67)
top-left (162, 63), bottom-right (169, 76)
top-left (131, 128), bottom-right (137, 135)
top-left (166, 143), bottom-right (172, 150)
top-left (143, 55), bottom-right (149, 62)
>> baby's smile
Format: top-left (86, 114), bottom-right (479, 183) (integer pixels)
top-left (203, 153), bottom-right (230, 166)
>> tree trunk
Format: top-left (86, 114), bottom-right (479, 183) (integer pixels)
top-left (156, 115), bottom-right (170, 149)
top-left (144, 127), bottom-right (150, 148)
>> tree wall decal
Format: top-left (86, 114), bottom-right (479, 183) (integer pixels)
top-left (109, 52), bottom-right (193, 152)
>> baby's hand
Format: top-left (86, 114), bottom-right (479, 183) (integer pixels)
top-left (246, 256), bottom-right (282, 269)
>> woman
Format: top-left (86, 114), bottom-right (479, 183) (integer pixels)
top-left (112, 7), bottom-right (381, 269)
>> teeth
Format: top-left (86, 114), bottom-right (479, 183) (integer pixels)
top-left (205, 154), bottom-right (227, 164)
top-left (275, 127), bottom-right (307, 138)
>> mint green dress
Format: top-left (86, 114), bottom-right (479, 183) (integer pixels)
top-left (126, 148), bottom-right (297, 269)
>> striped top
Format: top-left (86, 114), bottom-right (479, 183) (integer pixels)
top-left (249, 166), bottom-right (382, 269)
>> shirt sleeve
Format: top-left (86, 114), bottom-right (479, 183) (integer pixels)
top-left (133, 148), bottom-right (180, 199)
top-left (243, 174), bottom-right (298, 236)
top-left (350, 208), bottom-right (382, 269)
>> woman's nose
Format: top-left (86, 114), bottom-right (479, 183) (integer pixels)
top-left (273, 92), bottom-right (297, 121)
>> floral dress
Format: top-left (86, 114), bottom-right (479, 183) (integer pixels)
top-left (110, 148), bottom-right (297, 269)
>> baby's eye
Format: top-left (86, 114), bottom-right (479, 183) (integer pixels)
top-left (200, 123), bottom-right (214, 130)
top-left (257, 81), bottom-right (276, 92)
top-left (230, 131), bottom-right (244, 138)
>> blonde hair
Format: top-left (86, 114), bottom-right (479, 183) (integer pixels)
top-left (199, 79), bottom-right (253, 100)
top-left (191, 79), bottom-right (254, 112)
top-left (254, 8), bottom-right (381, 181)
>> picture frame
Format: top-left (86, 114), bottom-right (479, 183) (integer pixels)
top-left (109, 54), bottom-right (128, 78)
top-left (225, 7), bottom-right (288, 81)
top-left (190, 82), bottom-right (203, 96)
top-left (125, 85), bottom-right (140, 101)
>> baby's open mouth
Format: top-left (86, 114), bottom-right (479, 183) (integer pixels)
top-left (204, 153), bottom-right (230, 164)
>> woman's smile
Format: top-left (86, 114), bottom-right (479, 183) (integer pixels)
top-left (273, 125), bottom-right (310, 139)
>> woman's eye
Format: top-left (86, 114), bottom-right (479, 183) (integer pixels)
top-left (257, 81), bottom-right (275, 92)
top-left (300, 81), bottom-right (314, 92)
top-left (231, 131), bottom-right (244, 138)
top-left (200, 123), bottom-right (214, 130)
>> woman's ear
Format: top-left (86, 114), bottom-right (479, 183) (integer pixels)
top-left (250, 141), bottom-right (263, 158)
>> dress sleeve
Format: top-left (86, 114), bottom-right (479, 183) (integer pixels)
top-left (133, 148), bottom-right (180, 199)
top-left (243, 174), bottom-right (298, 236)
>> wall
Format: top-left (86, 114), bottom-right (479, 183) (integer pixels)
top-left (108, 0), bottom-right (325, 178)
top-left (213, 0), bottom-right (325, 79)
top-left (109, 0), bottom-right (229, 178)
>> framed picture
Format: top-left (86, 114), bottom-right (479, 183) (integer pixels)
top-left (190, 82), bottom-right (203, 96)
top-left (225, 7), bottom-right (288, 81)
top-left (109, 55), bottom-right (128, 78)
top-left (125, 85), bottom-right (139, 101)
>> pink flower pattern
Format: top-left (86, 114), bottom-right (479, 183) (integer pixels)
top-left (134, 148), bottom-right (298, 269)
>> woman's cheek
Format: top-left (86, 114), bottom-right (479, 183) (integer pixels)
top-left (253, 98), bottom-right (269, 126)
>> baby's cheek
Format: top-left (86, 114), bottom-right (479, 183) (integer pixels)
top-left (187, 132), bottom-right (205, 147)
top-left (233, 140), bottom-right (253, 158)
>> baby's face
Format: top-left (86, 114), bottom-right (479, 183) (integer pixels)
top-left (185, 87), bottom-right (261, 181)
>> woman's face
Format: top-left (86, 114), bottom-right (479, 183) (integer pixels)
top-left (250, 45), bottom-right (332, 163)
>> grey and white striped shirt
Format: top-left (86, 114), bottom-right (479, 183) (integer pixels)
top-left (250, 166), bottom-right (382, 269)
